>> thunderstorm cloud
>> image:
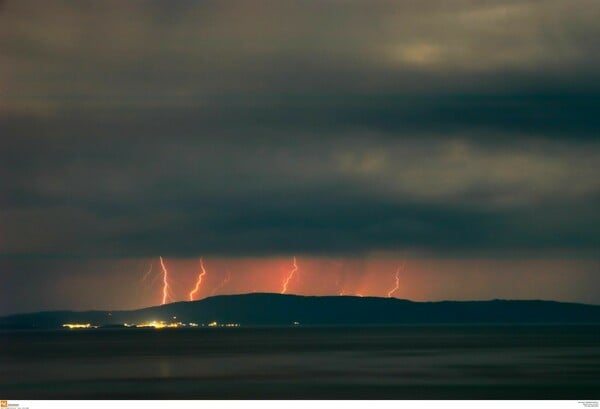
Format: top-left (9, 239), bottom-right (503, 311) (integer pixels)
top-left (0, 0), bottom-right (599, 311)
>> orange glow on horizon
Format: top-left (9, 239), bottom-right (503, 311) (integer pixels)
top-left (35, 256), bottom-right (596, 312)
top-left (189, 258), bottom-right (208, 301)
top-left (281, 256), bottom-right (299, 294)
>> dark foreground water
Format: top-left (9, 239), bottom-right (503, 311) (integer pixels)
top-left (1, 325), bottom-right (599, 399)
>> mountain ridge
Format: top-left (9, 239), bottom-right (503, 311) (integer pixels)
top-left (2, 293), bottom-right (600, 329)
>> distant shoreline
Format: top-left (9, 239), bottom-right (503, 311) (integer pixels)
top-left (2, 293), bottom-right (600, 329)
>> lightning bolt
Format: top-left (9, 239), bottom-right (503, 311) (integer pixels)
top-left (387, 264), bottom-right (403, 298)
top-left (281, 256), bottom-right (298, 294)
top-left (189, 258), bottom-right (208, 301)
top-left (150, 264), bottom-right (163, 286)
top-left (141, 261), bottom-right (154, 282)
top-left (211, 271), bottom-right (231, 295)
top-left (335, 266), bottom-right (346, 296)
top-left (159, 256), bottom-right (171, 305)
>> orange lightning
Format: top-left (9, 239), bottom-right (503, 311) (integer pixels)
top-left (159, 256), bottom-right (171, 305)
top-left (189, 258), bottom-right (208, 301)
top-left (281, 256), bottom-right (298, 294)
top-left (141, 261), bottom-right (154, 282)
top-left (387, 265), bottom-right (402, 298)
top-left (335, 269), bottom-right (345, 296)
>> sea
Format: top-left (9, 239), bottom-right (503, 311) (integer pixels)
top-left (1, 325), bottom-right (599, 399)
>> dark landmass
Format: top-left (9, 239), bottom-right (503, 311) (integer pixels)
top-left (2, 293), bottom-right (600, 329)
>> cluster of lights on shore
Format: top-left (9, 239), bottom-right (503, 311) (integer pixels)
top-left (63, 320), bottom-right (240, 330)
top-left (150, 256), bottom-right (404, 306)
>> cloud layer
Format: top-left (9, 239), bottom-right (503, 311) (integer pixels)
top-left (1, 0), bottom-right (599, 258)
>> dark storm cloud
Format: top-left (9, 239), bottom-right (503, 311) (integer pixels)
top-left (1, 0), bottom-right (599, 258)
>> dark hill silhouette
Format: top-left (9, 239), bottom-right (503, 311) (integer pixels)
top-left (2, 293), bottom-right (600, 329)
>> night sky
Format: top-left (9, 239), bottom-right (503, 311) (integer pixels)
top-left (1, 0), bottom-right (599, 314)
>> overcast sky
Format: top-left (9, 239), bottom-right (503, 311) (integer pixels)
top-left (1, 0), bottom-right (599, 313)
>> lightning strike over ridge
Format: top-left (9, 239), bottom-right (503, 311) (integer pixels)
top-left (387, 265), bottom-right (402, 298)
top-left (159, 256), bottom-right (171, 305)
top-left (189, 258), bottom-right (208, 301)
top-left (281, 256), bottom-right (298, 294)
top-left (141, 262), bottom-right (153, 282)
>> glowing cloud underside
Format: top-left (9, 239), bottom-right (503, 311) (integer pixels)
top-left (159, 256), bottom-right (171, 305)
top-left (189, 258), bottom-right (208, 301)
top-left (281, 256), bottom-right (299, 294)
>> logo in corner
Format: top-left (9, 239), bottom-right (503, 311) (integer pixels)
top-left (1, 400), bottom-right (7, 408)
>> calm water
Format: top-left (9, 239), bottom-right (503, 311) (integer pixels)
top-left (1, 326), bottom-right (599, 399)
